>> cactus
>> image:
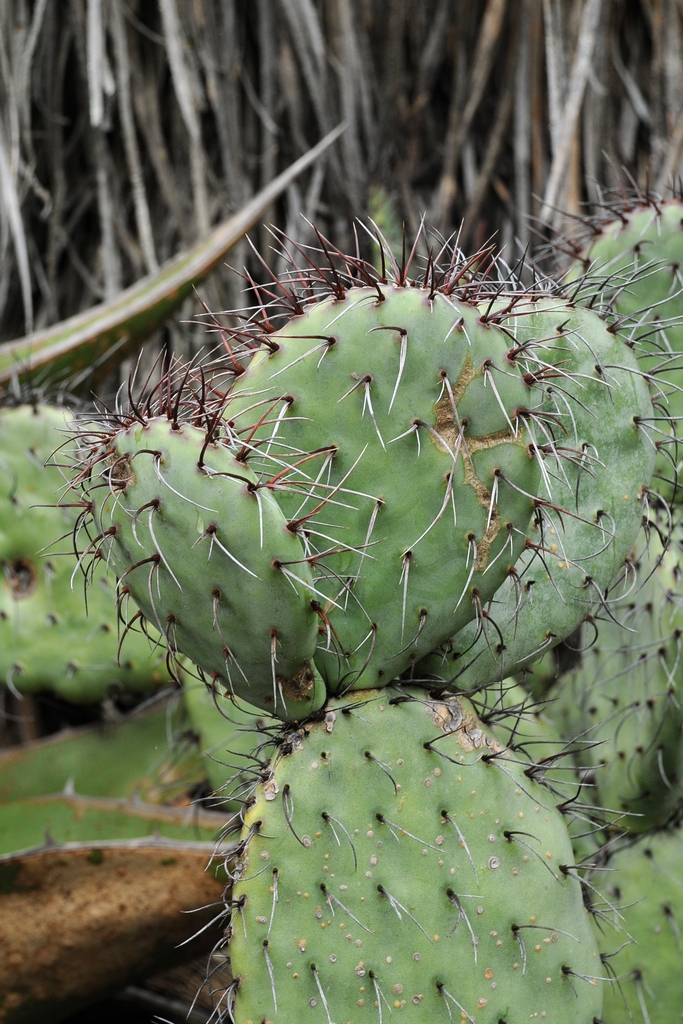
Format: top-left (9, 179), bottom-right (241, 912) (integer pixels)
top-left (223, 280), bottom-right (544, 696)
top-left (227, 688), bottom-right (603, 1024)
top-left (65, 227), bottom-right (682, 1022)
top-left (541, 527), bottom-right (683, 835)
top-left (564, 197), bottom-right (683, 501)
top-left (415, 296), bottom-right (656, 691)
top-left (75, 241), bottom-right (635, 718)
top-left (598, 829), bottom-right (683, 1023)
top-left (182, 678), bottom-right (276, 804)
top-left (82, 413), bottom-right (327, 720)
top-left (0, 699), bottom-right (204, 803)
top-left (0, 404), bottom-right (172, 703)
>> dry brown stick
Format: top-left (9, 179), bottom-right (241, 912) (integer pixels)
top-left (86, 0), bottom-right (107, 128)
top-left (279, 35), bottom-right (309, 155)
top-left (131, 61), bottom-right (193, 246)
top-left (45, 12), bottom-right (71, 315)
top-left (611, 28), bottom-right (651, 128)
top-left (648, 0), bottom-right (668, 179)
top-left (376, 0), bottom-right (407, 163)
top-left (462, 80), bottom-right (514, 243)
top-left (93, 127), bottom-right (122, 298)
top-left (542, 0), bottom-right (568, 156)
top-left (539, 0), bottom-right (604, 224)
top-left (582, 10), bottom-right (607, 207)
top-left (68, 0), bottom-right (121, 298)
top-left (15, 0), bottom-right (49, 171)
top-left (415, 0), bottom-right (450, 101)
top-left (530, 1), bottom-right (547, 214)
top-left (431, 0), bottom-right (509, 228)
top-left (222, 0), bottom-right (249, 212)
top-left (0, 118), bottom-right (33, 333)
top-left (328, 0), bottom-right (367, 210)
top-left (110, 0), bottom-right (158, 273)
top-left (514, 0), bottom-right (533, 255)
top-left (258, 0), bottom-right (278, 197)
top-left (278, 0), bottom-right (330, 137)
top-left (199, 0), bottom-right (246, 211)
top-left (158, 0), bottom-right (210, 234)
top-left (0, 17), bottom-right (33, 333)
top-left (353, 0), bottom-right (380, 148)
top-left (655, 103), bottom-right (683, 190)
top-left (663, 0), bottom-right (683, 132)
top-left (343, 0), bottom-right (374, 146)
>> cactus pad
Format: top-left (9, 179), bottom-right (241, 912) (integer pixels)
top-left (550, 528), bottom-right (683, 834)
top-left (566, 197), bottom-right (683, 501)
top-left (598, 830), bottom-right (683, 1023)
top-left (84, 415), bottom-right (326, 720)
top-left (223, 282), bottom-right (544, 694)
top-left (415, 297), bottom-right (655, 691)
top-left (229, 688), bottom-right (603, 1023)
top-left (0, 404), bottom-right (170, 703)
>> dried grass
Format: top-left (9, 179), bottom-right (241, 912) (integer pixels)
top-left (1, 0), bottom-right (682, 346)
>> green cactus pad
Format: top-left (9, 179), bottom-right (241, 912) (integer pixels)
top-left (0, 404), bottom-right (170, 702)
top-left (598, 830), bottom-right (683, 1023)
top-left (225, 283), bottom-right (544, 693)
top-left (229, 688), bottom-right (603, 1024)
top-left (88, 417), bottom-right (326, 720)
top-left (566, 198), bottom-right (683, 501)
top-left (415, 298), bottom-right (655, 690)
top-left (549, 529), bottom-right (683, 835)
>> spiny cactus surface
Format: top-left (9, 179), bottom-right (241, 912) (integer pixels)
top-left (228, 688), bottom-right (603, 1024)
top-left (0, 404), bottom-right (170, 703)
top-left (223, 282), bottom-right (543, 695)
top-left (598, 829), bottom-right (683, 1023)
top-left (548, 528), bottom-right (683, 835)
top-left (74, 237), bottom-right (653, 722)
top-left (88, 416), bottom-right (327, 719)
top-left (565, 197), bottom-right (683, 502)
top-left (415, 297), bottom-right (655, 691)
top-left (182, 679), bottom-right (276, 804)
top-left (55, 224), bottom-right (683, 1023)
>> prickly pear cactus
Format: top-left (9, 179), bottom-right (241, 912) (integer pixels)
top-left (598, 830), bottom-right (683, 1023)
top-left (565, 197), bottom-right (683, 501)
top-left (64, 227), bottom-right (682, 1020)
top-left (228, 689), bottom-right (604, 1024)
top-left (0, 404), bottom-right (170, 703)
top-left (223, 282), bottom-right (545, 696)
top-left (84, 414), bottom-right (327, 720)
top-left (548, 528), bottom-right (683, 835)
top-left (415, 297), bottom-right (655, 691)
top-left (78, 244), bottom-right (606, 717)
